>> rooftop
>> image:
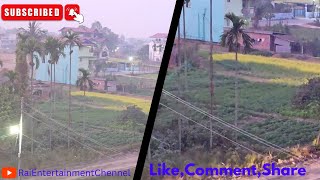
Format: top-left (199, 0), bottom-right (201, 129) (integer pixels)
top-left (150, 33), bottom-right (167, 39)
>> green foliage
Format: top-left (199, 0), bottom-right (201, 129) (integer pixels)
top-left (118, 105), bottom-right (146, 125)
top-left (136, 45), bottom-right (149, 61)
top-left (0, 86), bottom-right (19, 127)
top-left (244, 119), bottom-right (320, 148)
top-left (249, 50), bottom-right (274, 57)
top-left (293, 77), bottom-right (320, 114)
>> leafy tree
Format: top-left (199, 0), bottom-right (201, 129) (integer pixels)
top-left (15, 34), bottom-right (29, 97)
top-left (4, 70), bottom-right (17, 93)
top-left (0, 86), bottom-right (19, 127)
top-left (221, 13), bottom-right (254, 139)
top-left (91, 21), bottom-right (119, 52)
top-left (76, 68), bottom-right (94, 96)
top-left (252, 0), bottom-right (274, 28)
top-left (136, 45), bottom-right (149, 61)
top-left (91, 21), bottom-right (103, 31)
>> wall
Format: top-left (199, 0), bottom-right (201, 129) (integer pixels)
top-left (179, 0), bottom-right (224, 43)
top-left (35, 45), bottom-right (79, 85)
top-left (275, 38), bottom-right (291, 53)
top-left (247, 32), bottom-right (272, 51)
top-left (78, 46), bottom-right (96, 71)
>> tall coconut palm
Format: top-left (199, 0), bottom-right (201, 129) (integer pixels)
top-left (221, 13), bottom-right (253, 140)
top-left (63, 30), bottom-right (82, 149)
top-left (15, 32), bottom-right (44, 154)
top-left (76, 68), bottom-right (94, 96)
top-left (23, 38), bottom-right (42, 97)
top-left (4, 70), bottom-right (17, 93)
top-left (44, 36), bottom-right (65, 149)
top-left (19, 22), bottom-right (46, 98)
top-left (15, 34), bottom-right (29, 97)
top-left (19, 21), bottom-right (47, 40)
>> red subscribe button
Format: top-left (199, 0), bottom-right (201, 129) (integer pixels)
top-left (1, 4), bottom-right (63, 21)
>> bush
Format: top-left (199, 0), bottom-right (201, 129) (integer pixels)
top-left (249, 50), bottom-right (274, 57)
top-left (279, 53), bottom-right (293, 59)
top-left (293, 77), bottom-right (320, 108)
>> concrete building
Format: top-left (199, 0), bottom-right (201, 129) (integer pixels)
top-left (149, 33), bottom-right (167, 62)
top-left (178, 0), bottom-right (225, 42)
top-left (35, 45), bottom-right (79, 85)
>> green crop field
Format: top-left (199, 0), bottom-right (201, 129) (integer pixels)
top-left (159, 53), bottom-right (320, 151)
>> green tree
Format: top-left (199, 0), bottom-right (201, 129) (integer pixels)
top-left (63, 30), bottom-right (82, 149)
top-left (252, 0), bottom-right (273, 28)
top-left (22, 37), bottom-right (42, 97)
top-left (221, 13), bottom-right (254, 139)
top-left (136, 45), bottom-right (149, 61)
top-left (4, 70), bottom-right (17, 93)
top-left (77, 68), bottom-right (94, 96)
top-left (15, 36), bottom-right (29, 97)
top-left (0, 60), bottom-right (3, 68)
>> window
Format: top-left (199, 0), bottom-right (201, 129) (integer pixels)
top-left (227, 0), bottom-right (230, 2)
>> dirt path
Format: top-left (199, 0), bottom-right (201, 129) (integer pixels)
top-left (25, 152), bottom-right (138, 180)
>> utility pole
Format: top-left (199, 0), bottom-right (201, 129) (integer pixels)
top-left (183, 1), bottom-right (188, 91)
top-left (148, 143), bottom-right (151, 161)
top-left (178, 21), bottom-right (181, 68)
top-left (203, 9), bottom-right (206, 41)
top-left (18, 97), bottom-right (23, 180)
top-left (209, 0), bottom-right (214, 149)
top-left (178, 117), bottom-right (182, 153)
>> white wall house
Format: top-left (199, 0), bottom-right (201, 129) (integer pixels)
top-left (149, 33), bottom-right (167, 62)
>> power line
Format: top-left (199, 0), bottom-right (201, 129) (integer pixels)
top-left (23, 102), bottom-right (119, 153)
top-left (23, 111), bottom-right (105, 156)
top-left (162, 90), bottom-right (300, 159)
top-left (22, 103), bottom-right (143, 160)
top-left (160, 103), bottom-right (263, 156)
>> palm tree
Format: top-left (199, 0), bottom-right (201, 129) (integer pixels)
top-left (44, 36), bottom-right (65, 149)
top-left (77, 68), bottom-right (94, 96)
top-left (22, 37), bottom-right (42, 97)
top-left (4, 70), bottom-right (17, 93)
top-left (221, 13), bottom-right (253, 140)
top-left (63, 30), bottom-right (82, 149)
top-left (19, 22), bottom-right (46, 96)
top-left (19, 21), bottom-right (47, 40)
top-left (15, 33), bottom-right (29, 97)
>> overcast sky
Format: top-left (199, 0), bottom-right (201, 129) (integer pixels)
top-left (0, 0), bottom-right (176, 38)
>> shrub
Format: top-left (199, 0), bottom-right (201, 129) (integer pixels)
top-left (249, 50), bottom-right (274, 57)
top-left (293, 77), bottom-right (320, 108)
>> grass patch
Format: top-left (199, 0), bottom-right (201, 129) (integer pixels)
top-left (71, 91), bottom-right (151, 113)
